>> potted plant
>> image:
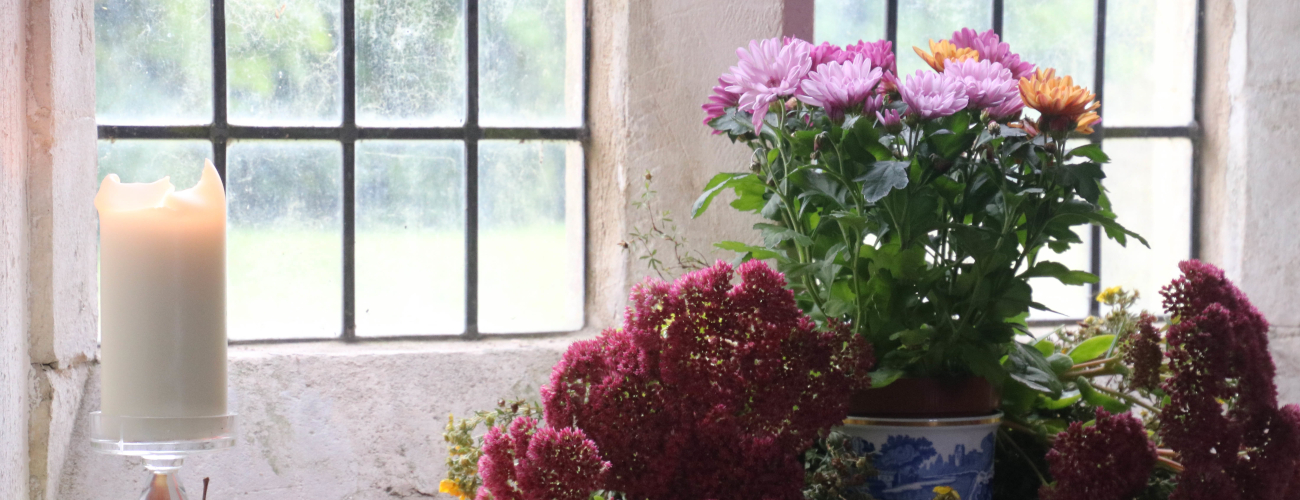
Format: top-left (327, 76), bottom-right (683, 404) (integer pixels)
top-left (695, 29), bottom-right (1144, 499)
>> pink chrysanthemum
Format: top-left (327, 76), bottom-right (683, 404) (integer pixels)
top-left (702, 76), bottom-right (741, 131)
top-left (845, 39), bottom-right (897, 75)
top-left (797, 55), bottom-right (885, 122)
top-left (987, 93), bottom-right (1024, 121)
top-left (949, 28), bottom-right (1036, 80)
top-left (898, 70), bottom-right (968, 120)
top-left (942, 58), bottom-right (1019, 111)
top-left (1041, 408), bottom-right (1157, 500)
top-left (808, 41), bottom-right (851, 68)
top-left (725, 37), bottom-right (813, 131)
top-left (876, 108), bottom-right (903, 133)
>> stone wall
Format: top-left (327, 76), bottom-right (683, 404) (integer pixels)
top-left (1199, 0), bottom-right (1300, 402)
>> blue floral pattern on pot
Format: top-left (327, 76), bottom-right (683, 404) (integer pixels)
top-left (837, 416), bottom-right (1000, 500)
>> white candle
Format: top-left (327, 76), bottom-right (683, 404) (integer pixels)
top-left (95, 160), bottom-right (227, 442)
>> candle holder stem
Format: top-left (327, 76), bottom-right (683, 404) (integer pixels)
top-left (140, 456), bottom-right (187, 500)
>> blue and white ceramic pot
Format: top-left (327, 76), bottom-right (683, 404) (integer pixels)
top-left (836, 413), bottom-right (1002, 500)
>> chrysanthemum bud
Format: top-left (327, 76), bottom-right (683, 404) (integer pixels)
top-left (814, 131), bottom-right (830, 152)
top-left (932, 157), bottom-right (953, 173)
top-left (750, 150), bottom-right (764, 173)
top-left (810, 150), bottom-right (821, 163)
top-left (988, 121), bottom-right (1001, 136)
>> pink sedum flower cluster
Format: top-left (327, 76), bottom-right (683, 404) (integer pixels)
top-left (542, 260), bottom-right (874, 500)
top-left (1125, 312), bottom-right (1163, 392)
top-left (476, 417), bottom-right (609, 500)
top-left (949, 28), bottom-right (1036, 80)
top-left (797, 56), bottom-right (884, 122)
top-left (725, 38), bottom-right (813, 130)
top-left (1158, 260), bottom-right (1300, 500)
top-left (1041, 408), bottom-right (1157, 500)
top-left (899, 70), bottom-right (968, 120)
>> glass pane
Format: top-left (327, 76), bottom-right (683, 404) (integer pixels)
top-left (357, 0), bottom-right (465, 126)
top-left (1104, 0), bottom-right (1196, 127)
top-left (356, 141), bottom-right (466, 336)
top-left (480, 0), bottom-right (582, 126)
top-left (226, 0), bottom-right (342, 125)
top-left (897, 0), bottom-right (991, 77)
top-left (479, 141), bottom-right (583, 333)
top-left (814, 0), bottom-right (886, 46)
top-left (227, 141), bottom-right (341, 339)
top-left (1101, 139), bottom-right (1192, 314)
top-left (1004, 0), bottom-right (1096, 88)
top-left (97, 140), bottom-right (213, 187)
top-left (95, 0), bottom-right (212, 125)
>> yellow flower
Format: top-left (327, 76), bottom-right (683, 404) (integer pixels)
top-left (913, 39), bottom-right (980, 72)
top-left (1096, 286), bottom-right (1124, 304)
top-left (439, 479), bottom-right (468, 499)
top-left (1018, 68), bottom-right (1101, 134)
top-left (932, 485), bottom-right (961, 500)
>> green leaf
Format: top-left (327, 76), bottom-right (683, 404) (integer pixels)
top-left (1047, 353), bottom-right (1075, 375)
top-left (1020, 261), bottom-right (1099, 286)
top-left (1006, 342), bottom-right (1064, 397)
top-left (857, 160), bottom-right (910, 203)
top-left (707, 107), bottom-right (752, 137)
top-left (1068, 143), bottom-right (1110, 163)
top-left (714, 241), bottom-right (781, 260)
top-left (728, 174), bottom-right (769, 212)
top-left (1038, 390), bottom-right (1082, 410)
top-left (754, 223), bottom-right (813, 247)
top-left (890, 326), bottom-right (935, 347)
top-left (1034, 339), bottom-right (1056, 357)
top-left (692, 173), bottom-right (747, 217)
top-left (1076, 377), bottom-right (1130, 413)
top-left (868, 367), bottom-right (904, 388)
top-left (1069, 335), bottom-right (1116, 364)
top-left (1061, 162), bottom-right (1106, 204)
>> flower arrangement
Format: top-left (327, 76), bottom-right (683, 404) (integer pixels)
top-left (442, 260), bottom-right (874, 500)
top-left (695, 29), bottom-right (1144, 385)
top-left (999, 261), bottom-right (1300, 500)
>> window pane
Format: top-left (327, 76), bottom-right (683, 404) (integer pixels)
top-left (357, 0), bottom-right (465, 126)
top-left (1004, 0), bottom-right (1096, 88)
top-left (814, 0), bottom-right (886, 46)
top-left (1028, 229), bottom-right (1093, 321)
top-left (479, 141), bottom-right (583, 333)
top-left (95, 0), bottom-right (212, 125)
top-left (480, 0), bottom-right (582, 126)
top-left (227, 141), bottom-right (342, 339)
top-left (226, 0), bottom-right (342, 125)
top-left (1104, 0), bottom-right (1196, 127)
top-left (356, 141), bottom-right (465, 336)
top-left (897, 0), bottom-right (991, 77)
top-left (1101, 139), bottom-right (1192, 313)
top-left (97, 140), bottom-right (213, 187)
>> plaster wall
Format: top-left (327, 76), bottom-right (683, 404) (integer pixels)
top-left (0, 0), bottom-right (30, 494)
top-left (1200, 0), bottom-right (1300, 402)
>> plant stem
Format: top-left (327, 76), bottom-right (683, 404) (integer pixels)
top-left (1156, 457), bottom-right (1185, 473)
top-left (1071, 356), bottom-right (1120, 371)
top-left (1092, 384), bottom-right (1162, 414)
top-left (999, 428), bottom-right (1049, 486)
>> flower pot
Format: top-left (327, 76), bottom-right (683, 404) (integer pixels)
top-left (848, 377), bottom-right (1000, 418)
top-left (837, 414), bottom-right (1001, 500)
top-left (836, 377), bottom-right (1001, 500)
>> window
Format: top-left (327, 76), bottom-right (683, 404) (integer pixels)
top-left (95, 0), bottom-right (587, 342)
top-left (813, 0), bottom-right (1200, 321)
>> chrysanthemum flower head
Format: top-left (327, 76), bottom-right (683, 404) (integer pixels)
top-left (725, 37), bottom-right (813, 131)
top-left (1019, 68), bottom-right (1101, 134)
top-left (845, 39), bottom-right (897, 75)
top-left (950, 28), bottom-right (1036, 80)
top-left (807, 41), bottom-right (851, 68)
top-left (942, 58), bottom-right (1018, 111)
top-left (899, 70), bottom-right (968, 120)
top-left (797, 55), bottom-right (884, 122)
top-left (987, 94), bottom-right (1024, 121)
top-left (701, 76), bottom-right (740, 131)
top-left (876, 108), bottom-right (903, 133)
top-left (913, 39), bottom-right (979, 73)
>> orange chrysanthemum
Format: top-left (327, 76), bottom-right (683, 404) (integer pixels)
top-left (1018, 68), bottom-right (1101, 134)
top-left (913, 39), bottom-right (980, 72)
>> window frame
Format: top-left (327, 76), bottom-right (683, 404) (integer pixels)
top-left (810, 0), bottom-right (1206, 325)
top-left (98, 0), bottom-right (591, 344)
